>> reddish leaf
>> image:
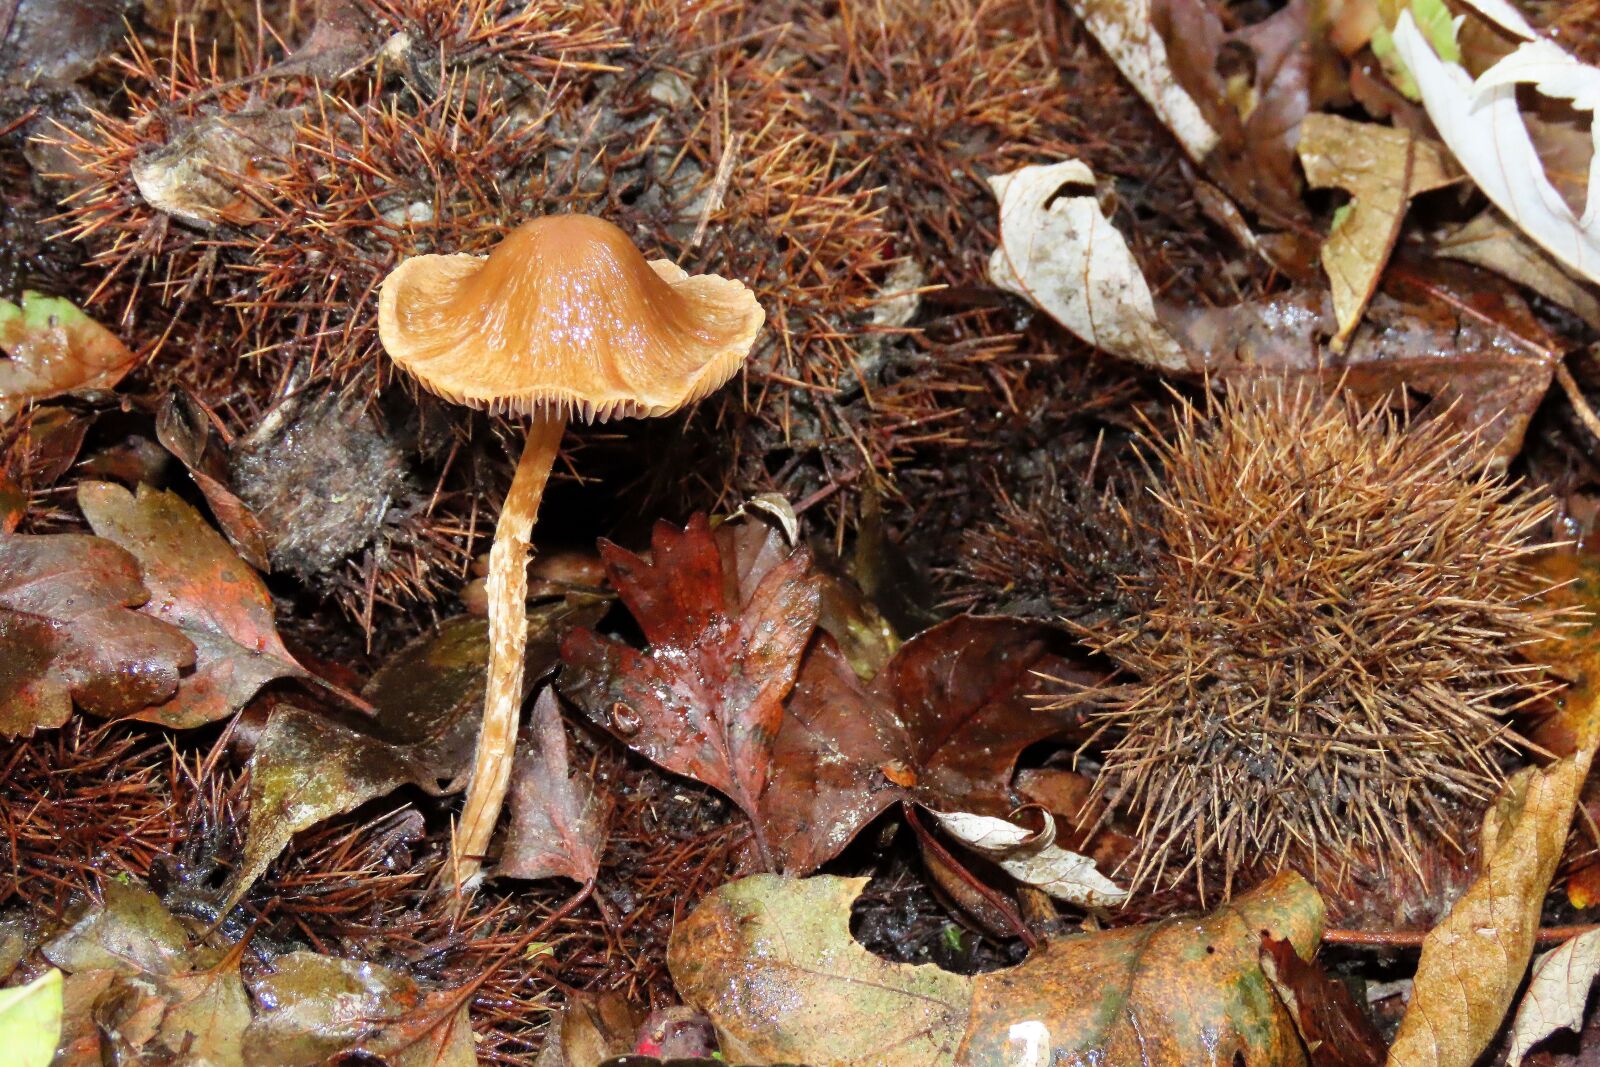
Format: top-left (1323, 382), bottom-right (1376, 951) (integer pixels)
top-left (0, 292), bottom-right (138, 425)
top-left (0, 532), bottom-right (195, 736)
top-left (560, 515), bottom-right (822, 862)
top-left (155, 392), bottom-right (272, 571)
top-left (496, 688), bottom-right (609, 885)
top-left (1261, 935), bottom-right (1387, 1067)
top-left (77, 481), bottom-right (309, 728)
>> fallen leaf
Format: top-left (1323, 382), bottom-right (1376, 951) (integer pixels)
top-left (1261, 935), bottom-right (1387, 1067)
top-left (957, 870), bottom-right (1325, 1064)
top-left (156, 392), bottom-right (272, 571)
top-left (0, 969), bottom-right (61, 1067)
top-left (495, 688), bottom-right (609, 885)
top-left (1296, 113), bottom-right (1454, 348)
top-left (0, 532), bottom-right (195, 735)
top-left (1155, 0), bottom-right (1314, 225)
top-left (1059, 0), bottom-right (1219, 160)
top-left (131, 109), bottom-right (299, 229)
top-left (535, 991), bottom-right (646, 1067)
top-left (986, 160), bottom-right (1190, 373)
top-left (1388, 758), bottom-right (1597, 1067)
top-left (1168, 259), bottom-right (1559, 464)
top-left (154, 956), bottom-right (252, 1067)
top-left (762, 618), bottom-right (1092, 873)
top-left (0, 292), bottom-right (137, 429)
top-left (1391, 13), bottom-right (1600, 284)
top-left (1508, 929), bottom-right (1600, 1066)
top-left (932, 810), bottom-right (1127, 907)
top-left (560, 515), bottom-right (822, 865)
top-left (241, 950), bottom-right (430, 1067)
top-left (224, 705), bottom-right (441, 908)
top-left (670, 871), bottom-right (1324, 1066)
top-left (78, 481), bottom-right (309, 728)
top-left (0, 0), bottom-right (131, 85)
top-left (1437, 210), bottom-right (1600, 330)
top-left (668, 874), bottom-right (973, 1066)
top-left (364, 603), bottom-right (607, 791)
top-left (41, 880), bottom-right (192, 977)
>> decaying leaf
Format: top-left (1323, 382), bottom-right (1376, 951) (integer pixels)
top-left (0, 292), bottom-right (138, 427)
top-left (0, 968), bottom-right (61, 1067)
top-left (668, 875), bottom-right (973, 1065)
top-left (1296, 113), bottom-right (1454, 348)
top-left (959, 870), bottom-right (1323, 1063)
top-left (0, 532), bottom-right (195, 736)
top-left (1507, 929), bottom-right (1600, 1066)
top-left (560, 515), bottom-right (822, 864)
top-left (671, 871), bottom-right (1324, 1066)
top-left (932, 810), bottom-right (1127, 908)
top-left (225, 705), bottom-right (441, 908)
top-left (155, 392), bottom-right (273, 571)
top-left (1059, 0), bottom-right (1219, 160)
top-left (42, 880), bottom-right (190, 977)
top-left (1391, 12), bottom-right (1599, 285)
top-left (78, 481), bottom-right (310, 728)
top-left (986, 160), bottom-right (1190, 373)
top-left (242, 950), bottom-right (473, 1067)
top-left (496, 688), bottom-right (609, 885)
top-left (131, 109), bottom-right (299, 229)
top-left (1261, 935), bottom-right (1386, 1067)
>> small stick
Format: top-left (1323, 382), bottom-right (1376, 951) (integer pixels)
top-left (1556, 362), bottom-right (1600, 446)
top-left (1323, 923), bottom-right (1600, 948)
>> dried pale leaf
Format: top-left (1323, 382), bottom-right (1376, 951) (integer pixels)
top-left (1507, 929), bottom-right (1600, 1065)
top-left (225, 705), bottom-right (439, 908)
top-left (933, 810), bottom-right (1128, 907)
top-left (958, 871), bottom-right (1324, 1064)
top-left (1388, 754), bottom-right (1596, 1066)
top-left (154, 952), bottom-right (252, 1066)
top-left (986, 161), bottom-right (1190, 373)
top-left (241, 951), bottom-right (420, 1067)
top-left (1061, 0), bottom-right (1219, 159)
top-left (0, 968), bottom-right (61, 1067)
top-left (495, 688), bottom-right (608, 885)
top-left (1392, 14), bottom-right (1600, 284)
top-left (668, 875), bottom-right (972, 1065)
top-left (78, 481), bottom-right (309, 728)
top-left (0, 532), bottom-right (195, 734)
top-left (131, 110), bottom-right (298, 229)
top-left (0, 292), bottom-right (137, 427)
top-left (1437, 210), bottom-right (1600, 329)
top-left (1296, 113), bottom-right (1454, 348)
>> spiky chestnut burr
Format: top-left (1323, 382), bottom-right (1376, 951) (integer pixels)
top-left (1061, 385), bottom-right (1568, 898)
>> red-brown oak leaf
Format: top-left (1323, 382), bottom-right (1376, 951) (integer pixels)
top-left (496, 687), bottom-right (609, 885)
top-left (560, 515), bottom-right (822, 864)
top-left (763, 616), bottom-right (1094, 873)
top-left (0, 532), bottom-right (196, 735)
top-left (78, 481), bottom-right (310, 728)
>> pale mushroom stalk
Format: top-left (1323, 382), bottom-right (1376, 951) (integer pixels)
top-left (455, 414), bottom-right (564, 888)
top-left (378, 214), bottom-right (763, 895)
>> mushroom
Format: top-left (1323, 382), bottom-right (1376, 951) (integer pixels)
top-left (377, 214), bottom-right (764, 889)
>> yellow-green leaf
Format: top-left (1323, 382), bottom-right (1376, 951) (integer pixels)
top-left (0, 969), bottom-right (63, 1067)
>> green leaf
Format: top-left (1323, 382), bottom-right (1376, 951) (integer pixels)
top-left (0, 969), bottom-right (63, 1067)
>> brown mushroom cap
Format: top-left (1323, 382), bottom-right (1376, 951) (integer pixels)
top-left (377, 214), bottom-right (764, 422)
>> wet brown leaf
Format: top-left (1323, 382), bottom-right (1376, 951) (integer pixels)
top-left (1156, 0), bottom-right (1313, 226)
top-left (668, 874), bottom-right (973, 1065)
top-left (762, 618), bottom-right (1092, 873)
top-left (78, 481), bottom-right (309, 728)
top-left (560, 515), bottom-right (822, 863)
top-left (0, 531), bottom-right (195, 735)
top-left (156, 392), bottom-right (272, 571)
top-left (224, 705), bottom-right (440, 909)
top-left (1261, 935), bottom-right (1386, 1067)
top-left (0, 292), bottom-right (138, 426)
top-left (495, 688), bottom-right (609, 885)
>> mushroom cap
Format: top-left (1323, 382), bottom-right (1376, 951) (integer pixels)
top-left (377, 214), bottom-right (764, 422)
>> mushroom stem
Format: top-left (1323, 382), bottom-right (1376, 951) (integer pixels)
top-left (451, 414), bottom-right (566, 891)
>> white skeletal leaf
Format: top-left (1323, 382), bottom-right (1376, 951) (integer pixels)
top-left (934, 809), bottom-right (1128, 908)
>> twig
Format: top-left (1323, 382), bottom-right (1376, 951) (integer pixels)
top-left (1556, 362), bottom-right (1600, 446)
top-left (1323, 923), bottom-right (1600, 948)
